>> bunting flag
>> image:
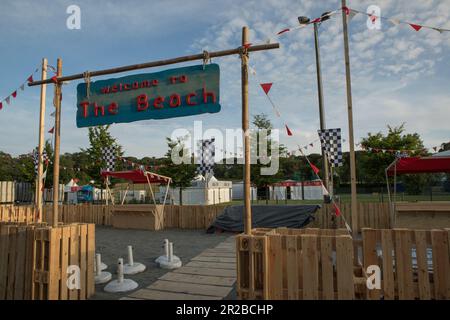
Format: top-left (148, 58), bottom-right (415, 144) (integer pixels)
top-left (285, 125), bottom-right (293, 136)
top-left (310, 163), bottom-right (320, 175)
top-left (260, 83), bottom-right (273, 95)
top-left (50, 111), bottom-right (56, 117)
top-left (101, 147), bottom-right (117, 172)
top-left (349, 7), bottom-right (450, 33)
top-left (48, 127), bottom-right (54, 134)
top-left (196, 138), bottom-right (216, 176)
top-left (1, 65), bottom-right (41, 112)
top-left (333, 202), bottom-right (341, 217)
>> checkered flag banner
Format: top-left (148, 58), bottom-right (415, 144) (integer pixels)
top-left (101, 146), bottom-right (117, 172)
top-left (32, 149), bottom-right (49, 174)
top-left (318, 128), bottom-right (343, 168)
top-left (196, 138), bottom-right (215, 176)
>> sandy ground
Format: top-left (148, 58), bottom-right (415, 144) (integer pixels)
top-left (91, 226), bottom-right (234, 300)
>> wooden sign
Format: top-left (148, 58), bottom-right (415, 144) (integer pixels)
top-left (76, 64), bottom-right (220, 127)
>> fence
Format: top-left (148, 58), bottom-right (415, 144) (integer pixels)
top-left (236, 228), bottom-right (363, 300)
top-left (0, 222), bottom-right (95, 300)
top-left (362, 228), bottom-right (450, 300)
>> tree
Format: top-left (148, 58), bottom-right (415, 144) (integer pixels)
top-left (80, 125), bottom-right (123, 186)
top-left (359, 124), bottom-right (430, 194)
top-left (250, 114), bottom-right (286, 198)
top-left (158, 136), bottom-right (196, 205)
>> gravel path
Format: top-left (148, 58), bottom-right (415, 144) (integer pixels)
top-left (91, 226), bottom-right (232, 300)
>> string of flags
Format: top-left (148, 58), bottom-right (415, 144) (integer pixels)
top-left (345, 7), bottom-right (450, 33)
top-left (117, 156), bottom-right (163, 172)
top-left (0, 66), bottom-right (40, 111)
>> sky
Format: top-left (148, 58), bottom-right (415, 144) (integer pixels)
top-left (0, 0), bottom-right (449, 160)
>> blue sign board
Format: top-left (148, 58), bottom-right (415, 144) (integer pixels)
top-left (76, 64), bottom-right (220, 128)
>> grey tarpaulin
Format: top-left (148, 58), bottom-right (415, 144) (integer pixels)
top-left (207, 205), bottom-right (321, 233)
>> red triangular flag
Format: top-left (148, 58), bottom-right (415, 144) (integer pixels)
top-left (0, 102), bottom-right (2, 110)
top-left (310, 163), bottom-right (320, 175)
top-left (243, 43), bottom-right (252, 49)
top-left (285, 125), bottom-right (293, 136)
top-left (12, 91), bottom-right (17, 98)
top-left (260, 83), bottom-right (273, 95)
top-left (277, 28), bottom-right (290, 35)
top-left (333, 202), bottom-right (341, 217)
top-left (51, 76), bottom-right (58, 83)
top-left (410, 24), bottom-right (422, 32)
top-left (48, 127), bottom-right (54, 134)
top-left (27, 75), bottom-right (34, 83)
top-left (342, 6), bottom-right (350, 15)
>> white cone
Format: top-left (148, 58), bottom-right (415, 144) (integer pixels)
top-left (104, 258), bottom-right (138, 293)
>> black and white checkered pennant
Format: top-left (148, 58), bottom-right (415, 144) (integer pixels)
top-left (101, 147), bottom-right (116, 172)
top-left (318, 128), bottom-right (343, 168)
top-left (32, 149), bottom-right (49, 174)
top-left (196, 138), bottom-right (215, 176)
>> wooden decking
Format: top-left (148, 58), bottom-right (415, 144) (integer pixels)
top-left (122, 236), bottom-right (236, 300)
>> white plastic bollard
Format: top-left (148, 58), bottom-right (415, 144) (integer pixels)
top-left (95, 253), bottom-right (108, 271)
top-left (168, 242), bottom-right (173, 262)
top-left (157, 240), bottom-right (182, 269)
top-left (104, 258), bottom-right (138, 293)
top-left (164, 239), bottom-right (169, 259)
top-left (122, 246), bottom-right (146, 275)
top-left (95, 254), bottom-right (112, 284)
top-left (127, 245), bottom-right (134, 266)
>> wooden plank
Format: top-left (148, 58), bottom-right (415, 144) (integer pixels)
top-left (60, 226), bottom-right (70, 300)
top-left (186, 261), bottom-right (235, 270)
top-left (200, 251), bottom-right (236, 257)
top-left (362, 228), bottom-right (381, 300)
top-left (13, 226), bottom-right (27, 299)
top-left (174, 266), bottom-right (236, 278)
top-left (6, 226), bottom-right (17, 300)
top-left (285, 235), bottom-right (298, 300)
top-left (79, 224), bottom-right (87, 300)
top-left (320, 236), bottom-right (334, 300)
top-left (414, 230), bottom-right (431, 300)
top-left (0, 224), bottom-right (10, 299)
top-left (380, 229), bottom-right (395, 300)
top-left (159, 272), bottom-right (236, 287)
top-left (23, 225), bottom-right (36, 300)
top-left (394, 229), bottom-right (415, 300)
top-left (86, 224), bottom-right (95, 298)
top-left (69, 224), bottom-right (79, 300)
top-left (149, 279), bottom-right (232, 297)
top-left (301, 235), bottom-right (319, 300)
top-left (430, 230), bottom-right (450, 300)
top-left (48, 227), bottom-right (61, 300)
top-left (336, 235), bottom-right (355, 300)
top-left (191, 256), bottom-right (235, 263)
top-left (128, 288), bottom-right (221, 300)
top-left (268, 235), bottom-right (283, 300)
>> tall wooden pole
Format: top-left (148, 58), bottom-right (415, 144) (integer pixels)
top-left (341, 0), bottom-right (358, 233)
top-left (241, 27), bottom-right (252, 235)
top-left (36, 58), bottom-right (47, 223)
top-left (52, 58), bottom-right (62, 227)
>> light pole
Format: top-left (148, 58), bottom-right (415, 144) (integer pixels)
top-left (299, 13), bottom-right (332, 202)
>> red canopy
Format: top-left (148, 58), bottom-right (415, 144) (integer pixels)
top-left (101, 170), bottom-right (171, 184)
top-left (387, 156), bottom-right (450, 176)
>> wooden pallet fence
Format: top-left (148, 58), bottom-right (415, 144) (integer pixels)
top-left (0, 206), bottom-right (36, 224)
top-left (0, 222), bottom-right (95, 300)
top-left (237, 228), bottom-right (360, 300)
top-left (362, 228), bottom-right (450, 300)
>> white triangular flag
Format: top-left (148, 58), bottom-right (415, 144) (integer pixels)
top-left (249, 66), bottom-right (257, 76)
top-left (42, 170), bottom-right (47, 180)
top-left (432, 28), bottom-right (444, 34)
top-left (389, 18), bottom-right (400, 26)
top-left (321, 184), bottom-right (329, 196)
top-left (50, 111), bottom-right (56, 117)
top-left (5, 96), bottom-right (10, 105)
top-left (20, 84), bottom-right (25, 91)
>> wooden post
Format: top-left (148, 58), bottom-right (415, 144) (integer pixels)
top-left (241, 26), bottom-right (252, 235)
top-left (341, 0), bottom-right (358, 233)
top-left (52, 58), bottom-right (62, 227)
top-left (36, 58), bottom-right (47, 223)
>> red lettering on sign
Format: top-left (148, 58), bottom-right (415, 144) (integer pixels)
top-left (94, 103), bottom-right (105, 117)
top-left (170, 76), bottom-right (177, 84)
top-left (80, 101), bottom-right (89, 118)
top-left (152, 79), bottom-right (159, 86)
top-left (180, 75), bottom-right (187, 83)
top-left (101, 87), bottom-right (110, 94)
top-left (133, 82), bottom-right (139, 90)
top-left (203, 87), bottom-right (216, 104)
top-left (137, 94), bottom-right (149, 111)
top-left (153, 96), bottom-right (164, 109)
top-left (142, 80), bottom-right (150, 88)
top-left (186, 93), bottom-right (197, 106)
top-left (112, 85), bottom-right (118, 93)
top-left (108, 102), bottom-right (118, 115)
top-left (169, 94), bottom-right (181, 108)
top-left (124, 84), bottom-right (130, 90)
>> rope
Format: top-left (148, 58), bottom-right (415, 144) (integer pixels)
top-left (83, 71), bottom-right (91, 99)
